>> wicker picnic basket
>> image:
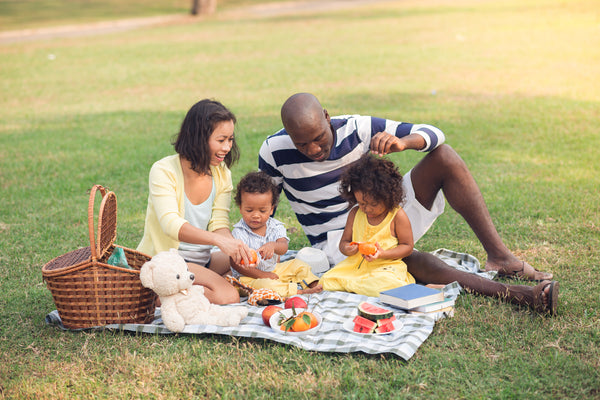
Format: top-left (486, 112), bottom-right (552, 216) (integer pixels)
top-left (42, 185), bottom-right (156, 329)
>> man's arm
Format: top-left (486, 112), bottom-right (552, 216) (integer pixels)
top-left (370, 132), bottom-right (427, 156)
top-left (369, 118), bottom-right (445, 156)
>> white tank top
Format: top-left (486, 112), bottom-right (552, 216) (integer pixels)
top-left (178, 179), bottom-right (216, 265)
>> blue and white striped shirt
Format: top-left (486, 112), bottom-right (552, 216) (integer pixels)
top-left (258, 114), bottom-right (445, 246)
top-left (230, 217), bottom-right (289, 277)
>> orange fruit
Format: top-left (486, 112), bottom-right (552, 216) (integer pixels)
top-left (240, 249), bottom-right (258, 265)
top-left (358, 242), bottom-right (377, 256)
top-left (290, 315), bottom-right (311, 332)
top-left (300, 311), bottom-right (319, 329)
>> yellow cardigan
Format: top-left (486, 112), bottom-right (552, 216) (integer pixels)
top-left (137, 154), bottom-right (233, 256)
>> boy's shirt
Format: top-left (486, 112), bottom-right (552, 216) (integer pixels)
top-left (230, 217), bottom-right (289, 278)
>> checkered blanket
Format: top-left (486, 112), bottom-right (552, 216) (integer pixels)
top-left (45, 249), bottom-right (485, 360)
top-left (46, 282), bottom-right (462, 360)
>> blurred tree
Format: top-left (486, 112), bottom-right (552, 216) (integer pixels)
top-left (191, 0), bottom-right (217, 15)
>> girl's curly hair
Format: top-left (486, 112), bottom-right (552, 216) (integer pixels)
top-left (234, 171), bottom-right (280, 207)
top-left (339, 153), bottom-right (405, 211)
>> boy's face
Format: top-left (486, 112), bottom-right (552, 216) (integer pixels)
top-left (240, 191), bottom-right (274, 231)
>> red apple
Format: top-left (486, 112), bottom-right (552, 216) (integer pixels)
top-left (284, 296), bottom-right (307, 310)
top-left (261, 305), bottom-right (283, 327)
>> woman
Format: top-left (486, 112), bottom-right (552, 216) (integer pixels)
top-left (138, 99), bottom-right (253, 304)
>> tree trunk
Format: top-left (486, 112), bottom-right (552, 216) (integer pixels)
top-left (191, 0), bottom-right (217, 15)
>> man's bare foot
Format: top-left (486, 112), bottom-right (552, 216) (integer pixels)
top-left (298, 284), bottom-right (323, 294)
top-left (485, 258), bottom-right (553, 281)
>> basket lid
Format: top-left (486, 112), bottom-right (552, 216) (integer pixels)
top-left (88, 185), bottom-right (117, 261)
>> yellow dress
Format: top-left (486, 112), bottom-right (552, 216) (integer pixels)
top-left (320, 207), bottom-right (415, 297)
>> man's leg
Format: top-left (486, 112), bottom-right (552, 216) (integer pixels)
top-left (405, 251), bottom-right (557, 313)
top-left (409, 144), bottom-right (552, 280)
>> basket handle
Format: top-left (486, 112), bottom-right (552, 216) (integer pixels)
top-left (87, 185), bottom-right (117, 261)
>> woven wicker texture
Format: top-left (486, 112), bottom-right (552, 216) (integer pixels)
top-left (42, 185), bottom-right (156, 329)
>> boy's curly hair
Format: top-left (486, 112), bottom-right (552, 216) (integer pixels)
top-left (339, 154), bottom-right (405, 211)
top-left (234, 171), bottom-right (280, 207)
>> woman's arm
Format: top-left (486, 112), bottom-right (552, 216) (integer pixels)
top-left (179, 224), bottom-right (253, 265)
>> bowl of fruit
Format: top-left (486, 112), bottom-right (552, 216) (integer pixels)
top-left (261, 296), bottom-right (322, 336)
top-left (269, 308), bottom-right (322, 336)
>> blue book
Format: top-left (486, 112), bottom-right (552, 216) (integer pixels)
top-left (379, 284), bottom-right (444, 310)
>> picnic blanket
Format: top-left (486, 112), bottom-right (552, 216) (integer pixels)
top-left (45, 249), bottom-right (485, 360)
top-left (46, 282), bottom-right (462, 360)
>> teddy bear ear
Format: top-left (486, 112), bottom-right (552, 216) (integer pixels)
top-left (139, 260), bottom-right (155, 289)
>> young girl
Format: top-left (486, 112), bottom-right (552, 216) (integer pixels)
top-left (320, 154), bottom-right (416, 297)
top-left (137, 99), bottom-right (254, 304)
top-left (229, 171), bottom-right (323, 297)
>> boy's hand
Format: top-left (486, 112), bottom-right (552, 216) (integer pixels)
top-left (264, 271), bottom-right (279, 280)
top-left (258, 242), bottom-right (276, 261)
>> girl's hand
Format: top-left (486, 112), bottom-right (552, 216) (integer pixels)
top-left (258, 242), bottom-right (276, 261)
top-left (362, 242), bottom-right (382, 262)
top-left (343, 241), bottom-right (359, 256)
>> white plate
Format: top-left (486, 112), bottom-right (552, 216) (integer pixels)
top-left (269, 308), bottom-right (322, 336)
top-left (343, 318), bottom-right (403, 335)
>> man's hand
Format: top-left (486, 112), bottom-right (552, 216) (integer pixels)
top-left (370, 132), bottom-right (425, 155)
top-left (370, 132), bottom-right (405, 156)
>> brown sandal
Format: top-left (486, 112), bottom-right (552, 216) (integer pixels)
top-left (507, 280), bottom-right (559, 315)
top-left (532, 280), bottom-right (559, 315)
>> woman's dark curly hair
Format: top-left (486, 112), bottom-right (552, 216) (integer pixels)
top-left (172, 99), bottom-right (240, 174)
top-left (339, 154), bottom-right (405, 211)
top-left (234, 171), bottom-right (280, 207)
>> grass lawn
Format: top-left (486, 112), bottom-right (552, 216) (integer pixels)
top-left (1, 0), bottom-right (599, 398)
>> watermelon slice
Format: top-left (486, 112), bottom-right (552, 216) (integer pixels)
top-left (377, 316), bottom-right (396, 326)
top-left (353, 315), bottom-right (377, 333)
top-left (374, 320), bottom-right (395, 333)
top-left (354, 324), bottom-right (374, 333)
top-left (358, 302), bottom-right (393, 321)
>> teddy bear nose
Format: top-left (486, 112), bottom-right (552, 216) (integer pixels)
top-left (189, 274), bottom-right (195, 281)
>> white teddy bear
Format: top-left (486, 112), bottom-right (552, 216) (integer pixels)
top-left (140, 249), bottom-right (248, 332)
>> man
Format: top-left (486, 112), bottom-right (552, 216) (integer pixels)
top-left (258, 92), bottom-right (558, 314)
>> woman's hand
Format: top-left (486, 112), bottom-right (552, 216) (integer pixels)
top-left (217, 235), bottom-right (254, 265)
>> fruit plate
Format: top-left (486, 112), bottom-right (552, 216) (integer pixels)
top-left (342, 318), bottom-right (403, 335)
top-left (269, 308), bottom-right (322, 336)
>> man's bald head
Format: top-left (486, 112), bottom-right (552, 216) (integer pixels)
top-left (281, 93), bottom-right (326, 134)
top-left (280, 93), bottom-right (334, 161)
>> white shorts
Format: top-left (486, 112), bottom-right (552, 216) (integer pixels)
top-left (315, 169), bottom-right (445, 266)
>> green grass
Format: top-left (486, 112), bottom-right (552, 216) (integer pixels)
top-left (1, 0), bottom-right (599, 398)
